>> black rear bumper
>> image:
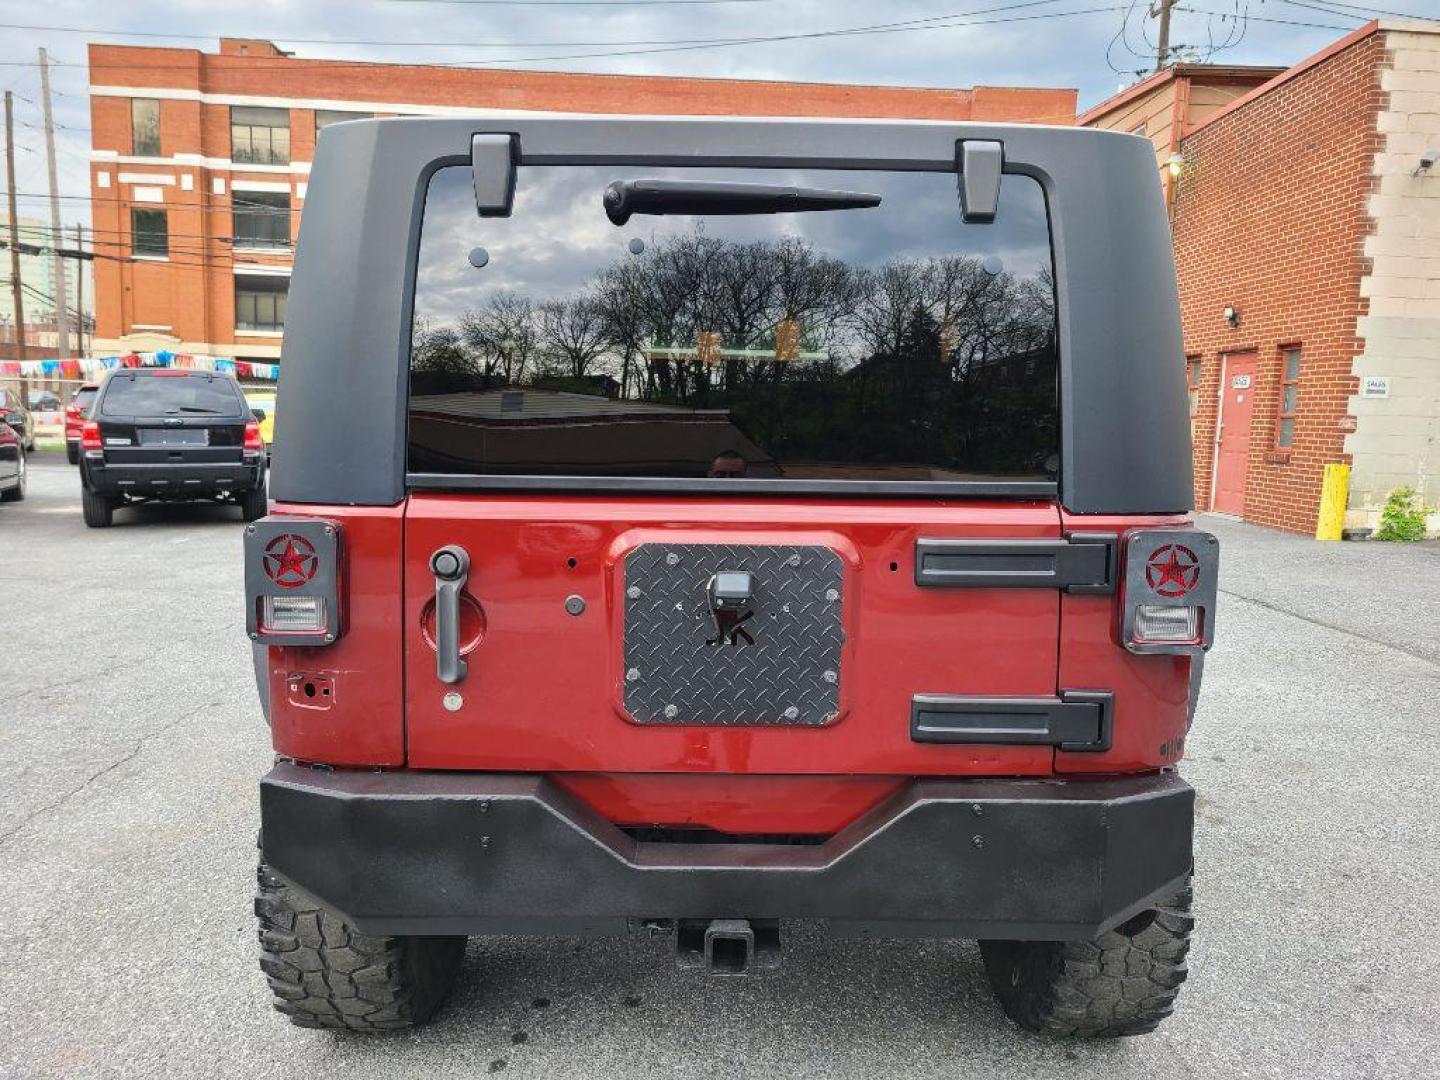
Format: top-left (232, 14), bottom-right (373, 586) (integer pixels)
top-left (83, 457), bottom-right (262, 498)
top-left (260, 764), bottom-right (1193, 941)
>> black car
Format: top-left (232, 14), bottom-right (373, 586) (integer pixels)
top-left (1, 388), bottom-right (34, 453)
top-left (79, 369), bottom-right (267, 527)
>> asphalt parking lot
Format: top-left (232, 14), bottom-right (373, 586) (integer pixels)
top-left (1, 451), bottom-right (1437, 1079)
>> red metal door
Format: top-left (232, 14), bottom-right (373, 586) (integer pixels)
top-left (1213, 352), bottom-right (1256, 516)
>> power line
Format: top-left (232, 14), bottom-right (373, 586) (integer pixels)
top-left (382, 0), bottom-right (784, 4)
top-left (1176, 7), bottom-right (1353, 29)
top-left (0, 20), bottom-right (826, 48)
top-left (1280, 0), bottom-right (1439, 23)
top-left (0, 0), bottom-right (1078, 54)
top-left (380, 0), bottom-right (784, 5)
top-left (5, 188), bottom-right (308, 215)
top-left (2, 221), bottom-right (294, 264)
top-left (0, 2), bottom-right (1118, 73)
top-left (3, 236), bottom-right (278, 272)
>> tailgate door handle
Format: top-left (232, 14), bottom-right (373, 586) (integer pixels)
top-left (913, 535), bottom-right (1115, 594)
top-left (429, 545), bottom-right (470, 684)
top-left (911, 691), bottom-right (1113, 752)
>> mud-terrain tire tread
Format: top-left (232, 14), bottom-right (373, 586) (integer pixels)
top-left (80, 484), bottom-right (112, 526)
top-left (255, 862), bottom-right (466, 1031)
top-left (979, 877), bottom-right (1193, 1038)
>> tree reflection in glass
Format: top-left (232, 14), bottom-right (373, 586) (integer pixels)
top-left (410, 165), bottom-right (1057, 483)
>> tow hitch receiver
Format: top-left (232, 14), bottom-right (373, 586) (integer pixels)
top-left (676, 919), bottom-right (781, 976)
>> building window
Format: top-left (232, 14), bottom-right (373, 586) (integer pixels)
top-left (131, 99), bottom-right (161, 157)
top-left (232, 191), bottom-right (291, 249)
top-left (130, 208), bottom-right (168, 257)
top-left (1187, 356), bottom-right (1203, 416)
top-left (1276, 346), bottom-right (1301, 448)
top-left (231, 106), bottom-right (290, 166)
top-left (235, 275), bottom-right (289, 332)
top-left (315, 109), bottom-right (373, 135)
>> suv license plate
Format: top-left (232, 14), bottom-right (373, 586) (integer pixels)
top-left (139, 428), bottom-right (209, 446)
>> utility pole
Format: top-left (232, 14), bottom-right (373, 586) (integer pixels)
top-left (1151, 0), bottom-right (1179, 71)
top-left (73, 224), bottom-right (86, 356)
top-left (4, 90), bottom-right (27, 362)
top-left (38, 47), bottom-right (69, 358)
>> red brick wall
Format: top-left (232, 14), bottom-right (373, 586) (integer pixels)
top-left (87, 43), bottom-right (1076, 353)
top-left (1172, 31), bottom-right (1385, 533)
top-left (88, 44), bottom-right (1076, 124)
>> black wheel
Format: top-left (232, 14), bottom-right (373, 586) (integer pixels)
top-left (255, 862), bottom-right (466, 1031)
top-left (240, 476), bottom-right (268, 522)
top-left (66, 442), bottom-right (79, 465)
top-left (979, 877), bottom-right (1193, 1038)
top-left (1, 445), bottom-right (24, 502)
top-left (81, 484), bottom-right (114, 527)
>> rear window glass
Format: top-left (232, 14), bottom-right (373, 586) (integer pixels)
top-left (100, 375), bottom-right (244, 417)
top-left (73, 387), bottom-right (98, 409)
top-left (409, 164), bottom-right (1057, 484)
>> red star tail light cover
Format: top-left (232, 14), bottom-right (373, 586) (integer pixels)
top-left (244, 517), bottom-right (345, 646)
top-left (1121, 530), bottom-right (1218, 655)
top-left (1144, 544), bottom-right (1201, 598)
top-left (263, 534), bottom-right (320, 589)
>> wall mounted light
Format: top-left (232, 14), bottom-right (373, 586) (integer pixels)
top-left (1413, 149), bottom-right (1438, 176)
top-left (1223, 305), bottom-right (1241, 328)
top-left (1165, 153), bottom-right (1186, 179)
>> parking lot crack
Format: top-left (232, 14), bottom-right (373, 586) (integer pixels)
top-left (1219, 588), bottom-right (1440, 670)
top-left (0, 704), bottom-right (212, 849)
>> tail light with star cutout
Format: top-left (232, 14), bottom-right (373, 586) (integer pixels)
top-left (244, 517), bottom-right (345, 646)
top-left (1120, 529), bottom-right (1219, 655)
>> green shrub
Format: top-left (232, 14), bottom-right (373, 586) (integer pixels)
top-left (1374, 486), bottom-right (1430, 542)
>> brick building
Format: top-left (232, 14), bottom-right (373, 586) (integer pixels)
top-left (1078, 63), bottom-right (1284, 206)
top-left (1085, 20), bottom-right (1440, 535)
top-left (86, 39), bottom-right (1077, 364)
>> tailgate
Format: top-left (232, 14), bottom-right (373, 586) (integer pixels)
top-left (403, 495), bottom-right (1069, 777)
top-left (96, 418), bottom-right (245, 465)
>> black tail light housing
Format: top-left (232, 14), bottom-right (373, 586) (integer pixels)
top-left (1120, 529), bottom-right (1219, 655)
top-left (244, 517), bottom-right (345, 646)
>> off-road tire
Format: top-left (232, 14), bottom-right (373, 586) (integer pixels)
top-left (255, 862), bottom-right (467, 1031)
top-left (81, 484), bottom-right (113, 527)
top-left (240, 477), bottom-right (268, 522)
top-left (979, 877), bottom-right (1193, 1038)
top-left (66, 442), bottom-right (79, 465)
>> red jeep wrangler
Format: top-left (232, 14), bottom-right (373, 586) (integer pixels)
top-left (245, 117), bottom-right (1216, 1037)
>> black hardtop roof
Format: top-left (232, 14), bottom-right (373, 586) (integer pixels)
top-left (272, 115), bottom-right (1190, 514)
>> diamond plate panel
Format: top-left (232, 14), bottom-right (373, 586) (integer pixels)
top-left (622, 543), bottom-right (844, 726)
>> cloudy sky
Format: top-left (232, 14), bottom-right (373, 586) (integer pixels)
top-left (0, 0), bottom-right (1388, 236)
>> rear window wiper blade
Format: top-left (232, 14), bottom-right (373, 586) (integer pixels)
top-left (603, 179), bottom-right (881, 226)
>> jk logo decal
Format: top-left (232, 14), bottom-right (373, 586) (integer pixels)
top-left (707, 607), bottom-right (755, 647)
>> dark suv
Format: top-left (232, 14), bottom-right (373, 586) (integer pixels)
top-left (245, 117), bottom-right (1215, 1038)
top-left (81, 369), bottom-right (267, 527)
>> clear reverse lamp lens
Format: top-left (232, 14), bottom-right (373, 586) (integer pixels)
top-left (1134, 604), bottom-right (1199, 643)
top-left (262, 595), bottom-right (326, 633)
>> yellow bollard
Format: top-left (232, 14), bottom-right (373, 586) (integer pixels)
top-left (1315, 463), bottom-right (1350, 541)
